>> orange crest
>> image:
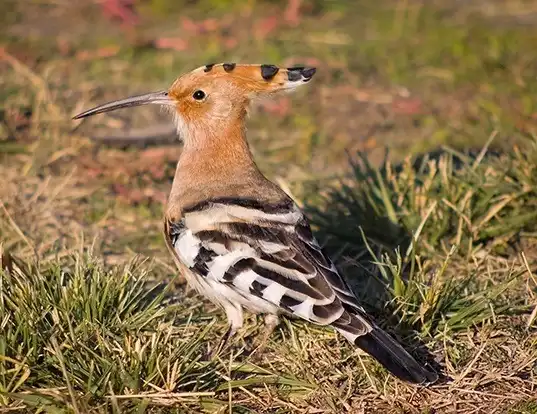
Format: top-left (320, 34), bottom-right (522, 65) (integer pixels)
top-left (166, 63), bottom-right (316, 129)
top-left (171, 63), bottom-right (315, 96)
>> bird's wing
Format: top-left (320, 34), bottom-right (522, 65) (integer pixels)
top-left (167, 196), bottom-right (438, 384)
top-left (168, 196), bottom-right (372, 335)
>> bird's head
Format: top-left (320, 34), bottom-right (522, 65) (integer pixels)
top-left (73, 63), bottom-right (316, 145)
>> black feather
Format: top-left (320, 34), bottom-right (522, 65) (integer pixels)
top-left (354, 327), bottom-right (438, 384)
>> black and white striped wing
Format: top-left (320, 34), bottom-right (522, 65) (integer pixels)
top-left (168, 197), bottom-right (372, 338)
top-left (167, 196), bottom-right (439, 384)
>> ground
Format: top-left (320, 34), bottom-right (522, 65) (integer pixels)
top-left (1, 0), bottom-right (537, 413)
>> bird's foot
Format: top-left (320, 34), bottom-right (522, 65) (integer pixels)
top-left (247, 314), bottom-right (279, 359)
top-left (209, 325), bottom-right (236, 359)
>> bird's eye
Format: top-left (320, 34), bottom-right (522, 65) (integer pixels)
top-left (192, 90), bottom-right (206, 100)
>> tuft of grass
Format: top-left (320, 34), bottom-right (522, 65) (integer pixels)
top-left (360, 232), bottom-right (529, 339)
top-left (310, 136), bottom-right (537, 260)
top-left (0, 252), bottom-right (313, 412)
top-left (509, 399), bottom-right (537, 414)
top-left (307, 137), bottom-right (537, 373)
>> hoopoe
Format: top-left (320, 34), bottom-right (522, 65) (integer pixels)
top-left (73, 63), bottom-right (438, 384)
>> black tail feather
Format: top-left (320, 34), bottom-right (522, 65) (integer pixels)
top-left (354, 327), bottom-right (438, 384)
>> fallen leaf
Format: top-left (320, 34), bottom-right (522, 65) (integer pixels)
top-left (255, 16), bottom-right (279, 40)
top-left (56, 38), bottom-right (71, 56)
top-left (364, 137), bottom-right (377, 150)
top-left (202, 18), bottom-right (219, 32)
top-left (101, 0), bottom-right (139, 26)
top-left (148, 165), bottom-right (166, 180)
top-left (112, 183), bottom-right (143, 203)
top-left (223, 37), bottom-right (239, 49)
top-left (391, 97), bottom-right (424, 115)
top-left (140, 148), bottom-right (172, 161)
top-left (284, 57), bottom-right (322, 68)
top-left (181, 17), bottom-right (202, 34)
top-left (144, 188), bottom-right (167, 204)
top-left (284, 0), bottom-right (302, 26)
top-left (154, 37), bottom-right (189, 51)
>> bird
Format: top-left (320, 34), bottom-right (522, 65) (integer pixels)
top-left (73, 63), bottom-right (438, 385)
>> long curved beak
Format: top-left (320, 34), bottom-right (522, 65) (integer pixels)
top-left (72, 91), bottom-right (173, 119)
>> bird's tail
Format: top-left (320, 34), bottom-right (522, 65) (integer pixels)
top-left (334, 312), bottom-right (438, 384)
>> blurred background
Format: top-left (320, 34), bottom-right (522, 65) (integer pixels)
top-left (4, 0), bottom-right (537, 164)
top-left (3, 0), bottom-right (537, 260)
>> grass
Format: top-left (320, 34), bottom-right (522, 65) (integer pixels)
top-left (310, 137), bottom-right (537, 258)
top-left (2, 142), bottom-right (536, 412)
top-left (2, 0), bottom-right (537, 412)
top-left (309, 141), bottom-right (537, 331)
top-left (1, 253), bottom-right (314, 412)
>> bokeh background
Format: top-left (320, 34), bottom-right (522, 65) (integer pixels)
top-left (2, 1), bottom-right (537, 413)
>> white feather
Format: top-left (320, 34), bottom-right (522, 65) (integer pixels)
top-left (334, 327), bottom-right (359, 344)
top-left (262, 282), bottom-right (288, 305)
top-left (258, 241), bottom-right (288, 254)
top-left (291, 297), bottom-right (314, 321)
top-left (175, 230), bottom-right (200, 267)
top-left (232, 269), bottom-right (259, 292)
top-left (207, 246), bottom-right (257, 281)
top-left (184, 204), bottom-right (301, 231)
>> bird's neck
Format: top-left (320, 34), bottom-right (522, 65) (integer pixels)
top-left (179, 121), bottom-right (256, 173)
top-left (167, 121), bottom-right (265, 216)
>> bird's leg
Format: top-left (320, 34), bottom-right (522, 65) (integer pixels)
top-left (211, 303), bottom-right (243, 359)
top-left (211, 325), bottom-right (236, 358)
top-left (249, 314), bottom-right (280, 358)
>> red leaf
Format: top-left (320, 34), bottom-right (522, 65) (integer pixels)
top-left (255, 16), bottom-right (279, 40)
top-left (101, 0), bottom-right (139, 26)
top-left (154, 37), bottom-right (189, 51)
top-left (181, 17), bottom-right (202, 34)
top-left (223, 37), bottom-right (239, 49)
top-left (391, 97), bottom-right (423, 115)
top-left (56, 38), bottom-right (71, 56)
top-left (284, 0), bottom-right (302, 26)
top-left (202, 18), bottom-right (219, 32)
top-left (140, 148), bottom-right (168, 160)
